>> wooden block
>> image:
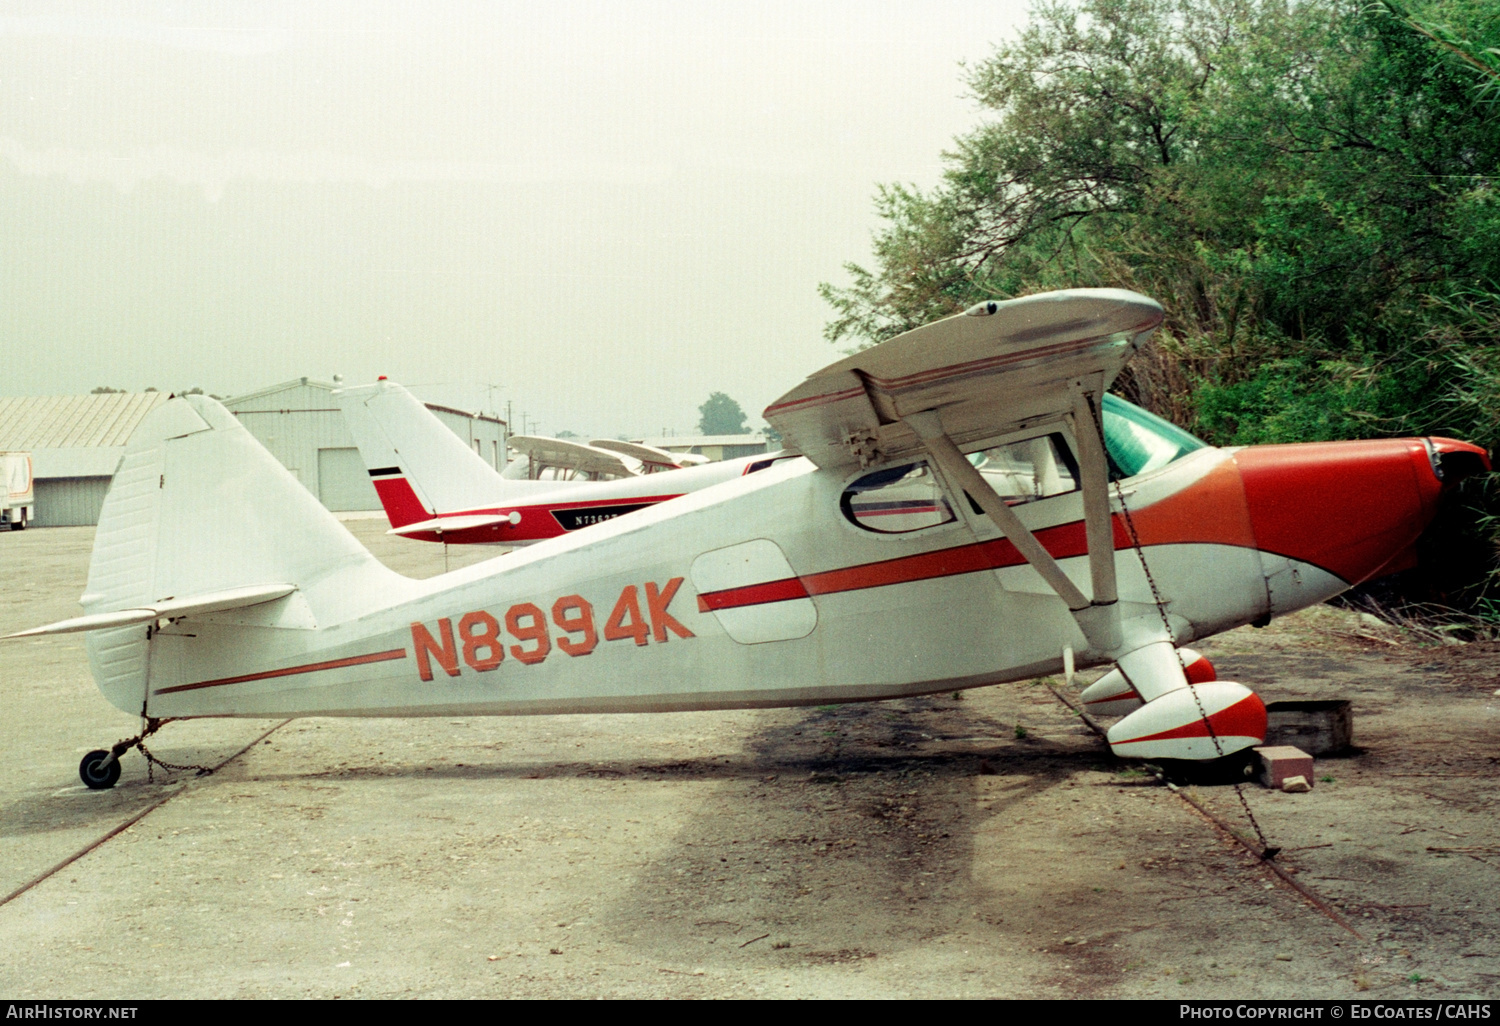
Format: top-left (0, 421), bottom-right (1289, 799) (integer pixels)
top-left (1264, 699), bottom-right (1352, 756)
top-left (1254, 745), bottom-right (1314, 790)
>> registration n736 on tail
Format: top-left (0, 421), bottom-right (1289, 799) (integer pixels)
top-left (11, 289), bottom-right (1488, 788)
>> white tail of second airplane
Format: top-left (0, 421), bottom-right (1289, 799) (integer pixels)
top-left (335, 380), bottom-right (518, 528)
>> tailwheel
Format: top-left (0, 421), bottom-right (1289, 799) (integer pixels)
top-left (78, 718), bottom-right (176, 790)
top-left (79, 749), bottom-right (122, 790)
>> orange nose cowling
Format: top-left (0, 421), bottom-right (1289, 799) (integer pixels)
top-left (1233, 439), bottom-right (1444, 587)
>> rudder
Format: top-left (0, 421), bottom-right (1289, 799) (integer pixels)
top-left (83, 395), bottom-right (413, 714)
top-left (335, 380), bottom-right (507, 527)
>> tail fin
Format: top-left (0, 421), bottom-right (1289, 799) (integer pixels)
top-left (82, 395), bottom-right (414, 714)
top-left (335, 380), bottom-right (508, 527)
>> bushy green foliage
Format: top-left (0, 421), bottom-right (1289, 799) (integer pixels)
top-left (697, 392), bottom-right (750, 436)
top-left (822, 0), bottom-right (1500, 609)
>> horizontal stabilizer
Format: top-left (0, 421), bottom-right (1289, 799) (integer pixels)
top-left (388, 512), bottom-right (519, 536)
top-left (8, 583), bottom-right (296, 637)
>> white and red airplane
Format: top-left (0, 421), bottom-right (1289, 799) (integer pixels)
top-left (335, 379), bottom-right (787, 544)
top-left (10, 289), bottom-right (1487, 789)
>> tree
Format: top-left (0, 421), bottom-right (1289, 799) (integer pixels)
top-left (820, 0), bottom-right (1500, 609)
top-left (698, 393), bottom-right (749, 435)
top-left (821, 0), bottom-right (1499, 425)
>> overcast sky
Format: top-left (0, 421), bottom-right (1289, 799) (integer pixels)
top-left (0, 0), bottom-right (1029, 437)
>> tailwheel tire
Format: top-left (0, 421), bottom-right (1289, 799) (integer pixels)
top-left (79, 749), bottom-right (121, 790)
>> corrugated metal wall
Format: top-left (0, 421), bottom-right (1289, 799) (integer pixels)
top-left (230, 393), bottom-right (359, 501)
top-left (228, 382), bottom-right (507, 511)
top-left (431, 409), bottom-right (506, 470)
top-left (4, 382), bottom-right (509, 525)
top-left (34, 477), bottom-right (112, 527)
top-left (316, 446), bottom-right (379, 512)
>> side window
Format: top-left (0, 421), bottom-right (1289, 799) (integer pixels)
top-left (842, 462), bottom-right (957, 534)
top-left (969, 433), bottom-right (1079, 505)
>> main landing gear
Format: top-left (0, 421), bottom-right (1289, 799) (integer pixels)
top-left (1075, 641), bottom-right (1268, 763)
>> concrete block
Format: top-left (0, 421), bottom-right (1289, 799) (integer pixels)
top-left (1281, 775), bottom-right (1311, 793)
top-left (1264, 699), bottom-right (1353, 755)
top-left (1254, 745), bottom-right (1315, 790)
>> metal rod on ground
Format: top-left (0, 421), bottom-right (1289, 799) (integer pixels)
top-left (1044, 680), bottom-right (1110, 740)
top-left (1045, 674), bottom-right (1361, 940)
top-left (1168, 781), bottom-right (1364, 939)
top-left (0, 719), bottom-right (291, 910)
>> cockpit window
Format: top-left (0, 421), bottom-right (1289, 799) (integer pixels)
top-left (842, 461), bottom-right (957, 534)
top-left (967, 433), bottom-right (1079, 504)
top-left (1101, 394), bottom-right (1207, 478)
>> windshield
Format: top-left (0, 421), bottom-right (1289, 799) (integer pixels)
top-left (1101, 394), bottom-right (1207, 478)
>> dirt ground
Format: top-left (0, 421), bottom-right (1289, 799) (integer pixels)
top-left (1, 520), bottom-right (1497, 999)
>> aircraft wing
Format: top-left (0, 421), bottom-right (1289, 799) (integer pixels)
top-left (590, 439), bottom-right (688, 471)
top-left (509, 436), bottom-right (638, 478)
top-left (765, 288), bottom-right (1163, 470)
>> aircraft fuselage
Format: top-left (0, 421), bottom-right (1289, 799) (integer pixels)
top-left (120, 433), bottom-right (1456, 720)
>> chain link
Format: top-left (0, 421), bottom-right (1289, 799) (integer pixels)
top-left (1112, 480), bottom-right (1277, 858)
top-left (136, 739), bottom-right (215, 783)
top-left (114, 717), bottom-right (215, 784)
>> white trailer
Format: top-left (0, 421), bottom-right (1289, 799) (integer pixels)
top-left (1, 452), bottom-right (34, 530)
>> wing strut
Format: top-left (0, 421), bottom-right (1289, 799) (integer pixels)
top-left (905, 409), bottom-right (1122, 654)
top-left (1069, 383), bottom-right (1118, 608)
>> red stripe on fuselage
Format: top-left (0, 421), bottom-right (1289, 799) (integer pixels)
top-left (697, 577), bottom-right (811, 612)
top-left (153, 648), bottom-right (408, 696)
top-left (697, 519), bottom-right (1104, 611)
top-left (402, 493), bottom-right (685, 544)
top-left (697, 459), bottom-right (1269, 612)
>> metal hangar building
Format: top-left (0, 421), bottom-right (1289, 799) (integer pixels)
top-left (224, 378), bottom-right (508, 513)
top-left (0, 379), bottom-right (506, 526)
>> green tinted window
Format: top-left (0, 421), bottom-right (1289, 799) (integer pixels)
top-left (1101, 394), bottom-right (1207, 478)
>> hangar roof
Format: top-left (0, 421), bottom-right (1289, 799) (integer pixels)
top-left (0, 392), bottom-right (173, 479)
top-left (0, 393), bottom-right (170, 451)
top-left (226, 377), bottom-right (505, 426)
